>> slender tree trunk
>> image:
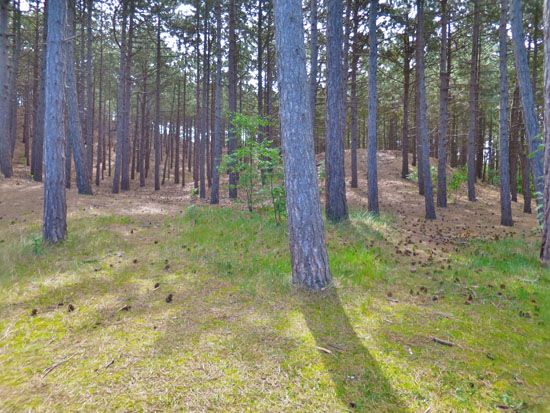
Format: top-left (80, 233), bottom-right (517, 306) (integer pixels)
top-left (309, 0), bottom-right (318, 146)
top-left (367, 0), bottom-right (379, 214)
top-left (96, 19), bottom-right (104, 187)
top-left (540, 0), bottom-right (550, 264)
top-left (65, 0), bottom-right (92, 194)
top-left (273, 0), bottom-right (332, 290)
top-left (520, 131), bottom-right (532, 213)
top-left (437, 0), bottom-right (449, 208)
top-left (174, 79), bottom-right (181, 185)
top-left (499, 0), bottom-right (513, 226)
top-left (467, 0), bottom-right (481, 201)
top-left (349, 0), bottom-right (359, 189)
top-left (401, 31), bottom-right (411, 179)
top-left (32, 0), bottom-right (48, 182)
top-left (85, 0), bottom-right (93, 175)
top-left (154, 11), bottom-right (161, 191)
top-left (112, 1), bottom-right (128, 193)
top-left (7, 0), bottom-right (21, 163)
top-left (0, 0), bottom-right (11, 177)
top-left (227, 0), bottom-right (238, 198)
top-left (325, 0), bottom-right (348, 222)
top-left (210, 0), bottom-right (222, 204)
top-left (43, 0), bottom-right (68, 243)
top-left (511, 0), bottom-right (544, 214)
top-left (416, 0), bottom-right (436, 220)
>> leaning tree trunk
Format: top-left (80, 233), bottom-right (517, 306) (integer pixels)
top-left (511, 0), bottom-right (544, 216)
top-left (325, 0), bottom-right (348, 222)
top-left (416, 0), bottom-right (436, 220)
top-left (43, 0), bottom-right (68, 243)
top-left (436, 0), bottom-right (449, 208)
top-left (541, 0), bottom-right (550, 264)
top-left (273, 0), bottom-right (332, 290)
top-left (367, 0), bottom-right (379, 214)
top-left (467, 0), bottom-right (481, 202)
top-left (499, 0), bottom-right (513, 226)
top-left (0, 0), bottom-right (12, 178)
top-left (210, 0), bottom-right (222, 204)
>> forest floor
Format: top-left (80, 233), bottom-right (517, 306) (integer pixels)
top-left (0, 150), bottom-right (548, 412)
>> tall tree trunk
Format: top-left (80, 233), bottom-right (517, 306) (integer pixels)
top-left (273, 0), bottom-right (332, 290)
top-left (174, 78), bottom-right (181, 185)
top-left (96, 17), bottom-right (104, 187)
top-left (154, 10), bottom-right (161, 191)
top-left (437, 0), bottom-right (449, 208)
top-left (499, 0), bottom-right (513, 226)
top-left (257, 0), bottom-right (263, 122)
top-left (349, 0), bottom-right (359, 189)
top-left (540, 0), bottom-right (550, 264)
top-left (401, 31), bottom-right (411, 179)
top-left (8, 0), bottom-right (21, 162)
top-left (210, 0), bottom-right (222, 204)
top-left (227, 0), bottom-right (238, 198)
top-left (416, 0), bottom-right (436, 220)
top-left (112, 0), bottom-right (128, 193)
top-left (367, 0), bottom-right (379, 214)
top-left (0, 0), bottom-right (11, 178)
top-left (309, 0), bottom-right (318, 146)
top-left (85, 0), bottom-right (93, 176)
top-left (325, 0), bottom-right (348, 222)
top-left (467, 0), bottom-right (481, 202)
top-left (32, 0), bottom-right (48, 182)
top-left (138, 66), bottom-right (147, 187)
top-left (511, 0), bottom-right (544, 214)
top-left (65, 0), bottom-right (92, 194)
top-left (43, 0), bottom-right (68, 243)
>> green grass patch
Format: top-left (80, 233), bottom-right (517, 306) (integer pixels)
top-left (0, 206), bottom-right (548, 411)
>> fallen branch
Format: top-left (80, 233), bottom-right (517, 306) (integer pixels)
top-left (42, 353), bottom-right (77, 378)
top-left (315, 346), bottom-right (333, 354)
top-left (432, 337), bottom-right (455, 347)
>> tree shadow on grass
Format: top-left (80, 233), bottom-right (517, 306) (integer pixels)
top-left (299, 288), bottom-right (407, 412)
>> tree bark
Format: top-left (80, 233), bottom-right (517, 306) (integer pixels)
top-left (227, 0), bottom-right (238, 198)
top-left (43, 0), bottom-right (68, 243)
top-left (309, 0), bottom-right (318, 148)
top-left (416, 0), bottom-right (436, 220)
top-left (467, 0), bottom-right (481, 202)
top-left (401, 31), bottom-right (411, 179)
top-left (349, 0), bottom-right (359, 188)
top-left (0, 0), bottom-right (12, 177)
top-left (499, 0), bottom-right (513, 226)
top-left (273, 0), bottom-right (332, 290)
top-left (65, 0), bottom-right (92, 194)
top-left (437, 0), bottom-right (449, 208)
top-left (325, 0), bottom-right (348, 222)
top-left (540, 0), bottom-right (550, 264)
top-left (210, 0), bottom-right (222, 204)
top-left (511, 0), bottom-right (544, 214)
top-left (367, 0), bottom-right (379, 214)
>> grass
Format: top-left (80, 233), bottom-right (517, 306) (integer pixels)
top-left (0, 205), bottom-right (548, 411)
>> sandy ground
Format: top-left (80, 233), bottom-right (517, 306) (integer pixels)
top-left (0, 147), bottom-right (539, 262)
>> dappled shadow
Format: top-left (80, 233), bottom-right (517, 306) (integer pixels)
top-left (299, 288), bottom-right (407, 412)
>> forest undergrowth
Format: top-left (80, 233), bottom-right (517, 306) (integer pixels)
top-left (0, 196), bottom-right (548, 411)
